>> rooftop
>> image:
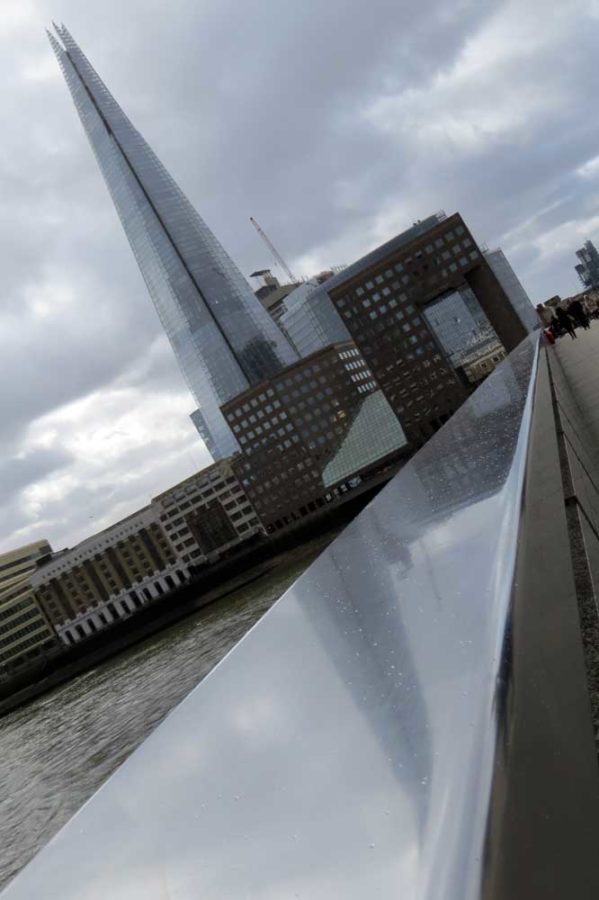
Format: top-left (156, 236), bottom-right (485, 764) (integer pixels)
top-left (303, 211), bottom-right (448, 301)
top-left (221, 341), bottom-right (356, 411)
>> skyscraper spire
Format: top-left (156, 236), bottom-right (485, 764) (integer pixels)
top-left (48, 24), bottom-right (297, 459)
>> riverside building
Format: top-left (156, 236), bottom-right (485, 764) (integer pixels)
top-left (312, 212), bottom-right (527, 445)
top-left (0, 540), bottom-right (59, 676)
top-left (221, 342), bottom-right (408, 531)
top-left (151, 459), bottom-right (265, 567)
top-left (32, 461), bottom-right (265, 645)
top-left (32, 510), bottom-right (185, 646)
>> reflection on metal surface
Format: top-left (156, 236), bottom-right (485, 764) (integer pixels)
top-left (3, 338), bottom-right (542, 899)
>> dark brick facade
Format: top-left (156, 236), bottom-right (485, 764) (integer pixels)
top-left (327, 213), bottom-right (526, 445)
top-left (221, 342), bottom-right (405, 531)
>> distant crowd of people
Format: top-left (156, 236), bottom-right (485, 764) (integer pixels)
top-left (536, 295), bottom-right (598, 342)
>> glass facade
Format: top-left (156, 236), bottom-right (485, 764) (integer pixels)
top-left (222, 343), bottom-right (407, 530)
top-left (575, 240), bottom-right (599, 289)
top-left (422, 286), bottom-right (500, 369)
top-left (484, 248), bottom-right (538, 333)
top-left (322, 390), bottom-right (407, 487)
top-left (278, 282), bottom-right (351, 357)
top-left (48, 25), bottom-right (297, 459)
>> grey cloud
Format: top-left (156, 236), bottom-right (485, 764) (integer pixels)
top-left (0, 447), bottom-right (73, 506)
top-left (1, 0), bottom-right (599, 551)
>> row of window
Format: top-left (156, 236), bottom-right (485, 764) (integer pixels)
top-left (239, 420), bottom-right (295, 445)
top-left (37, 517), bottom-right (159, 577)
top-left (231, 404), bottom-right (287, 432)
top-left (0, 607), bottom-right (45, 638)
top-left (336, 233), bottom-right (474, 308)
top-left (0, 596), bottom-right (33, 623)
top-left (279, 360), bottom-right (329, 389)
top-left (229, 388), bottom-right (276, 419)
top-left (0, 632), bottom-right (52, 656)
top-left (163, 492), bottom-right (244, 522)
top-left (343, 359), bottom-right (366, 372)
top-left (161, 473), bottom-right (237, 508)
top-left (0, 618), bottom-right (47, 646)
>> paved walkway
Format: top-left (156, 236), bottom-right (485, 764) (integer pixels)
top-left (555, 321), bottom-right (599, 447)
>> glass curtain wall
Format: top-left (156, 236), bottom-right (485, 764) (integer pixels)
top-left (48, 24), bottom-right (297, 458)
top-left (422, 287), bottom-right (500, 370)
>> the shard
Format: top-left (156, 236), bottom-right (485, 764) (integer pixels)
top-left (47, 23), bottom-right (298, 459)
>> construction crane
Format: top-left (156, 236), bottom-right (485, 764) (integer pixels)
top-left (250, 216), bottom-right (297, 284)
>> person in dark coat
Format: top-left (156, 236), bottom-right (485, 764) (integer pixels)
top-left (568, 298), bottom-right (590, 330)
top-left (555, 306), bottom-right (577, 339)
top-left (550, 314), bottom-right (562, 338)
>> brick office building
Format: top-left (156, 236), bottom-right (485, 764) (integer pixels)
top-left (221, 342), bottom-right (407, 531)
top-left (307, 213), bottom-right (527, 445)
top-left (152, 459), bottom-right (265, 567)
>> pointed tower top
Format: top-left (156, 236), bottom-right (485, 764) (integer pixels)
top-left (46, 25), bottom-right (65, 58)
top-left (54, 23), bottom-right (79, 52)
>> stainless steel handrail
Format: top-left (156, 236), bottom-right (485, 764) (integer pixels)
top-left (4, 334), bottom-right (598, 899)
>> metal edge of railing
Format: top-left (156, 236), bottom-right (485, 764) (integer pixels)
top-left (3, 333), bottom-right (599, 899)
top-left (481, 344), bottom-right (599, 899)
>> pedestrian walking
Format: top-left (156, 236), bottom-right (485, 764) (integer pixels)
top-left (550, 313), bottom-right (567, 336)
top-left (568, 298), bottom-right (590, 330)
top-left (536, 303), bottom-right (554, 328)
top-left (555, 306), bottom-right (577, 339)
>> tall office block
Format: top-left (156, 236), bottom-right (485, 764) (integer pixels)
top-left (0, 540), bottom-right (59, 674)
top-left (152, 459), bottom-right (264, 566)
top-left (222, 342), bottom-right (407, 531)
top-left (322, 213), bottom-right (526, 444)
top-left (48, 24), bottom-right (297, 459)
top-left (575, 240), bottom-right (599, 290)
top-left (484, 248), bottom-right (538, 332)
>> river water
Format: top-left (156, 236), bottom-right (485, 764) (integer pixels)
top-left (0, 538), bottom-right (331, 891)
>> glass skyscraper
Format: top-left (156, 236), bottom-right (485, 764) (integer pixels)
top-left (48, 24), bottom-right (297, 459)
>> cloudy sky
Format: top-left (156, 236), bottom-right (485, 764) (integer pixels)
top-left (1, 0), bottom-right (599, 553)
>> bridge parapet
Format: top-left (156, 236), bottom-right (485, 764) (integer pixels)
top-left (3, 334), bottom-right (599, 899)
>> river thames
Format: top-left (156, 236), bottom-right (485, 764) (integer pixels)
top-left (0, 538), bottom-right (331, 891)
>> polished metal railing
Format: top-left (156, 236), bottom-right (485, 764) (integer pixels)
top-left (4, 334), bottom-right (599, 899)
